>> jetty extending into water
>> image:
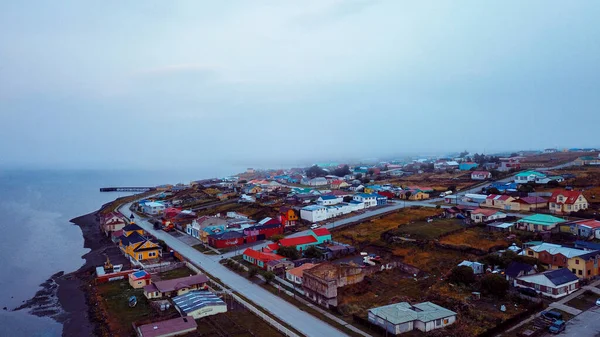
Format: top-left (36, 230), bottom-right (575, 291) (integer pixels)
top-left (99, 187), bottom-right (155, 192)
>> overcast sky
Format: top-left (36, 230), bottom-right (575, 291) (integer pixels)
top-left (1, 1), bottom-right (599, 170)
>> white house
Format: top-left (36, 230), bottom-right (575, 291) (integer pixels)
top-left (514, 170), bottom-right (546, 184)
top-left (535, 176), bottom-right (565, 184)
top-left (348, 200), bottom-right (365, 211)
top-left (326, 204), bottom-right (353, 218)
top-left (368, 302), bottom-right (457, 334)
top-left (317, 195), bottom-right (343, 206)
top-left (285, 263), bottom-right (316, 285)
top-left (515, 269), bottom-right (579, 299)
top-left (142, 201), bottom-right (165, 215)
top-left (304, 177), bottom-right (328, 186)
top-left (471, 171), bottom-right (492, 180)
top-left (300, 205), bottom-right (328, 223)
top-left (470, 208), bottom-right (507, 223)
top-left (186, 220), bottom-right (201, 239)
top-left (458, 260), bottom-right (484, 275)
top-left (353, 193), bottom-right (378, 208)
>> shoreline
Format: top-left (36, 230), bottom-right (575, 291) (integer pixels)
top-left (15, 209), bottom-right (118, 337)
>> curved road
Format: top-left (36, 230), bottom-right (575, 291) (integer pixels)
top-left (119, 202), bottom-right (350, 337)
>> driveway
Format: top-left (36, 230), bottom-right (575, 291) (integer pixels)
top-left (120, 202), bottom-right (349, 337)
top-left (546, 306), bottom-right (600, 337)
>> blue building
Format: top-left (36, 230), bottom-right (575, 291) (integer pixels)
top-left (459, 162), bottom-right (479, 171)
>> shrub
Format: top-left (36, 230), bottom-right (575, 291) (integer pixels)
top-left (448, 266), bottom-right (475, 285)
top-left (481, 274), bottom-right (509, 298)
top-left (248, 267), bottom-right (259, 278)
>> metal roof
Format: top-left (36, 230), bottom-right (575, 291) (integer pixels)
top-left (519, 214), bottom-right (566, 226)
top-left (369, 302), bottom-right (456, 325)
top-left (172, 291), bottom-right (226, 315)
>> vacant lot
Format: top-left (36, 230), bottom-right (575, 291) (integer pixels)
top-left (335, 207), bottom-right (442, 245)
top-left (385, 172), bottom-right (474, 191)
top-left (565, 290), bottom-right (598, 311)
top-left (157, 266), bottom-right (195, 280)
top-left (392, 218), bottom-right (464, 240)
top-left (439, 227), bottom-right (509, 252)
top-left (392, 245), bottom-right (474, 275)
top-left (520, 152), bottom-right (595, 168)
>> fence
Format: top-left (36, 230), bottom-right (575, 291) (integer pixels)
top-left (144, 262), bottom-right (185, 274)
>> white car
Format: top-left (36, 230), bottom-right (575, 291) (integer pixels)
top-left (310, 224), bottom-right (320, 229)
top-left (596, 298), bottom-right (600, 306)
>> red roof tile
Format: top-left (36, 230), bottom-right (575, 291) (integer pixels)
top-left (572, 219), bottom-right (600, 229)
top-left (549, 190), bottom-right (584, 205)
top-left (279, 235), bottom-right (317, 247)
top-left (472, 208), bottom-right (501, 216)
top-left (243, 248), bottom-right (285, 262)
top-left (312, 228), bottom-right (331, 237)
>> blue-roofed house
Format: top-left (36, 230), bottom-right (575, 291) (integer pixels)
top-left (459, 162), bottom-right (479, 171)
top-left (515, 268), bottom-right (580, 298)
top-left (128, 270), bottom-right (152, 289)
top-left (353, 193), bottom-right (378, 208)
top-left (317, 195), bottom-right (343, 206)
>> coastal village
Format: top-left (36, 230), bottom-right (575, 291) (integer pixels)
top-left (88, 149), bottom-right (600, 337)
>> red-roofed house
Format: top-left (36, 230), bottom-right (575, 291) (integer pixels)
top-left (471, 171), bottom-right (492, 180)
top-left (514, 196), bottom-right (548, 211)
top-left (471, 208), bottom-right (507, 223)
top-left (483, 195), bottom-right (517, 210)
top-left (330, 179), bottom-right (349, 189)
top-left (549, 190), bottom-right (589, 214)
top-left (566, 219), bottom-right (600, 239)
top-left (243, 248), bottom-right (286, 270)
top-left (277, 229), bottom-right (332, 251)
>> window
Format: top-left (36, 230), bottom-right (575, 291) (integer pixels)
top-left (588, 270), bottom-right (591, 276)
top-left (435, 319), bottom-right (442, 326)
top-left (138, 254), bottom-right (143, 260)
top-left (578, 270), bottom-right (582, 275)
top-left (572, 269), bottom-right (576, 274)
top-left (576, 259), bottom-right (580, 265)
top-left (528, 251), bottom-right (534, 256)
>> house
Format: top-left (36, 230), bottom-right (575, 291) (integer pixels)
top-left (317, 195), bottom-right (343, 206)
top-left (353, 193), bottom-right (378, 208)
top-left (286, 263), bottom-right (317, 285)
top-left (398, 190), bottom-right (429, 201)
top-left (101, 212), bottom-right (127, 235)
top-left (304, 177), bottom-right (328, 186)
top-left (376, 195), bottom-right (388, 206)
top-left (524, 243), bottom-right (600, 279)
top-left (498, 158), bottom-right (521, 172)
top-left (119, 231), bottom-right (162, 263)
top-left (142, 201), bottom-right (166, 215)
top-left (172, 291), bottom-right (227, 319)
top-left (515, 268), bottom-right (580, 299)
top-left (483, 195), bottom-right (517, 210)
top-left (207, 231), bottom-right (246, 249)
top-left (277, 228), bottom-right (332, 252)
top-left (302, 262), bottom-right (365, 308)
top-left (504, 261), bottom-right (536, 284)
top-left (565, 219), bottom-right (600, 239)
top-left (514, 170), bottom-right (546, 184)
top-left (122, 223), bottom-right (145, 237)
top-left (470, 209), bottom-right (506, 223)
top-left (484, 182), bottom-right (519, 193)
top-left (368, 302), bottom-right (457, 334)
top-left (242, 248), bottom-right (286, 270)
top-left (300, 205), bottom-right (328, 223)
top-left (486, 222), bottom-right (514, 232)
top-left (471, 171), bottom-right (492, 180)
top-left (144, 274), bottom-right (209, 299)
top-left (135, 316), bottom-right (197, 337)
top-left (548, 190), bottom-right (589, 214)
top-left (535, 176), bottom-right (565, 184)
top-left (516, 214), bottom-right (566, 232)
top-left (459, 162), bottom-right (479, 171)
top-left (574, 156), bottom-right (600, 166)
top-left (513, 196), bottom-right (548, 211)
top-left (280, 207), bottom-right (299, 227)
top-left (330, 179), bottom-right (349, 189)
top-left (405, 186), bottom-right (434, 194)
top-left (378, 190), bottom-right (395, 199)
top-left (129, 270), bottom-right (152, 289)
top-left (457, 260), bottom-right (484, 274)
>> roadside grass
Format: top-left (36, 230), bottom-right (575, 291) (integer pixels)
top-left (97, 280), bottom-right (158, 335)
top-left (564, 290), bottom-right (598, 311)
top-left (192, 244), bottom-right (218, 254)
top-left (158, 266), bottom-right (195, 280)
top-left (392, 218), bottom-right (463, 240)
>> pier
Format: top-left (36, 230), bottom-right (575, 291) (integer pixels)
top-left (99, 187), bottom-right (155, 192)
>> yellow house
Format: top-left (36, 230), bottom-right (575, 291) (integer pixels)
top-left (119, 231), bottom-right (162, 262)
top-left (399, 190), bottom-right (429, 200)
top-left (549, 190), bottom-right (589, 214)
top-left (483, 195), bottom-right (517, 210)
top-left (122, 223), bottom-right (145, 237)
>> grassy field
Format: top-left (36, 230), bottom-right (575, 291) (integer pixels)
top-left (565, 290), bottom-right (598, 311)
top-left (158, 266), bottom-right (195, 280)
top-left (393, 218), bottom-right (463, 240)
top-left (334, 207), bottom-right (443, 245)
top-left (97, 280), bottom-right (161, 336)
top-left (439, 227), bottom-right (509, 251)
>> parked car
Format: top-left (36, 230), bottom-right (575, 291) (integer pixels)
top-left (518, 287), bottom-right (538, 297)
top-left (596, 298), bottom-right (600, 306)
top-left (541, 310), bottom-right (563, 322)
top-left (310, 224), bottom-right (320, 230)
top-left (548, 320), bottom-right (566, 334)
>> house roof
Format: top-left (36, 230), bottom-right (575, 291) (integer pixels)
top-left (486, 194), bottom-right (513, 201)
top-left (319, 195), bottom-right (340, 200)
top-left (529, 243), bottom-right (589, 258)
top-left (120, 231), bottom-right (147, 246)
top-left (286, 263), bottom-right (317, 278)
top-left (505, 262), bottom-right (535, 278)
top-left (279, 235), bottom-right (318, 247)
top-left (517, 196), bottom-right (547, 204)
top-left (302, 205), bottom-right (327, 211)
top-left (519, 214), bottom-right (566, 226)
top-left (569, 219), bottom-right (600, 229)
top-left (136, 317), bottom-right (197, 337)
top-left (516, 170), bottom-right (546, 178)
top-left (369, 302), bottom-right (457, 325)
top-left (123, 223), bottom-right (143, 232)
top-left (172, 291), bottom-right (226, 316)
top-left (130, 270), bottom-right (151, 280)
top-left (208, 231), bottom-right (246, 240)
top-left (355, 193), bottom-right (377, 198)
top-left (145, 274), bottom-right (209, 293)
top-left (243, 248), bottom-right (285, 262)
top-left (549, 190), bottom-right (585, 205)
top-left (472, 171), bottom-right (491, 175)
top-left (471, 208), bottom-right (503, 216)
top-left (312, 228), bottom-right (331, 237)
top-left (518, 268), bottom-right (579, 287)
top-left (487, 222), bottom-right (514, 229)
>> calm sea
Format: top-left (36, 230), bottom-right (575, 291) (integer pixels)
top-left (0, 168), bottom-right (240, 336)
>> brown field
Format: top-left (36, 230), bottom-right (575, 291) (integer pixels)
top-left (392, 244), bottom-right (474, 275)
top-left (520, 151), bottom-right (597, 168)
top-left (439, 227), bottom-right (509, 251)
top-left (382, 172), bottom-right (474, 191)
top-left (334, 207), bottom-right (443, 245)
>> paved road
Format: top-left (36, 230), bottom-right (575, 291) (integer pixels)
top-left (546, 306), bottom-right (600, 337)
top-left (119, 202), bottom-right (349, 337)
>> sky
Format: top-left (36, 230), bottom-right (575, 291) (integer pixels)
top-left (1, 0), bottom-right (599, 170)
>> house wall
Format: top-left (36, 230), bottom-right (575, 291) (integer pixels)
top-left (300, 208), bottom-right (328, 223)
top-left (567, 257), bottom-right (599, 279)
top-left (515, 280), bottom-right (579, 298)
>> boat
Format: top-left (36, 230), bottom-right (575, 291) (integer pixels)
top-left (128, 296), bottom-right (137, 308)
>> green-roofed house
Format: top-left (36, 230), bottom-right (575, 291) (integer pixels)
top-left (514, 170), bottom-right (547, 184)
top-left (368, 301), bottom-right (457, 334)
top-left (574, 156), bottom-right (600, 166)
top-left (516, 214), bottom-right (566, 232)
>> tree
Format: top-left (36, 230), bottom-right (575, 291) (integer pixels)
top-left (404, 191), bottom-right (412, 200)
top-left (332, 165), bottom-right (351, 177)
top-left (487, 187), bottom-right (501, 195)
top-left (276, 246), bottom-right (300, 260)
top-left (459, 150), bottom-right (469, 158)
top-left (248, 267), bottom-right (259, 278)
top-left (448, 185), bottom-right (457, 192)
top-left (263, 271), bottom-right (275, 284)
top-left (448, 266), bottom-right (475, 285)
top-left (270, 234), bottom-right (284, 242)
top-left (481, 274), bottom-right (509, 298)
top-left (355, 173), bottom-right (363, 179)
top-left (304, 246), bottom-right (322, 259)
top-left (547, 180), bottom-right (560, 187)
top-left (306, 165), bottom-right (327, 178)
